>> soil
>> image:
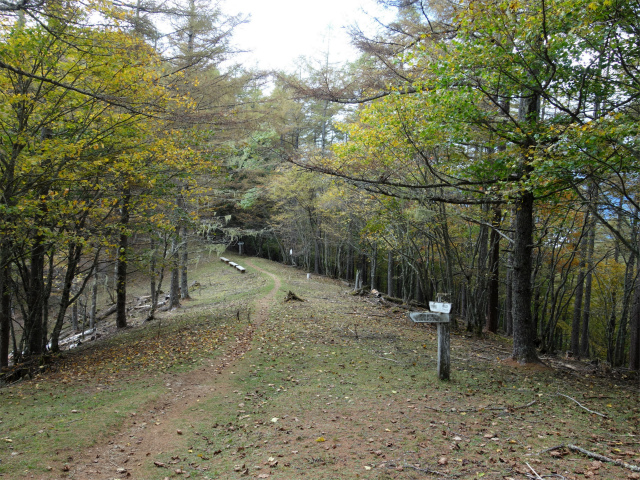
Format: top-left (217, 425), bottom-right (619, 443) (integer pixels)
top-left (68, 259), bottom-right (281, 480)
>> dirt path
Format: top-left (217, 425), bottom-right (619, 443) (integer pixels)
top-left (70, 260), bottom-right (281, 480)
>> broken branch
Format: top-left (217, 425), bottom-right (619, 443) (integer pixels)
top-left (556, 393), bottom-right (607, 418)
top-left (541, 444), bottom-right (640, 473)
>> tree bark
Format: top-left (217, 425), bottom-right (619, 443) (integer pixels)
top-left (116, 188), bottom-right (130, 329)
top-left (314, 237), bottom-right (320, 275)
top-left (0, 248), bottom-right (11, 368)
top-left (606, 290), bottom-right (617, 365)
top-left (486, 207), bottom-right (501, 333)
top-left (615, 251), bottom-right (636, 366)
top-left (580, 219), bottom-right (596, 358)
top-left (89, 272), bottom-right (98, 330)
top-left (169, 235), bottom-right (181, 309)
top-left (26, 233), bottom-right (46, 355)
top-left (180, 225), bottom-right (190, 299)
top-left (387, 251), bottom-right (394, 297)
top-left (570, 228), bottom-right (587, 356)
top-left (473, 211), bottom-right (489, 334)
top-left (505, 268), bottom-right (513, 336)
top-left (370, 243), bottom-right (377, 290)
top-left (511, 191), bottom-right (539, 363)
top-left (630, 241), bottom-right (640, 371)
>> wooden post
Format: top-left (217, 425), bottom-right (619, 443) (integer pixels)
top-left (408, 311), bottom-right (451, 380)
top-left (437, 315), bottom-right (450, 380)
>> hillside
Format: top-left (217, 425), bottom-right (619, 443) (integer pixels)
top-left (1, 256), bottom-right (639, 480)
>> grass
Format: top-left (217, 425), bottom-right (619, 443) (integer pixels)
top-left (1, 255), bottom-right (639, 479)
top-left (1, 376), bottom-right (163, 475)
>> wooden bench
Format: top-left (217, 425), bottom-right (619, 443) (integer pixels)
top-left (220, 257), bottom-right (246, 274)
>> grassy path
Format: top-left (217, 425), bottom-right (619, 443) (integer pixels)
top-left (69, 259), bottom-right (281, 479)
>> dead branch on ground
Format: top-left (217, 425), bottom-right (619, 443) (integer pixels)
top-left (541, 444), bottom-right (640, 473)
top-left (556, 393), bottom-right (607, 418)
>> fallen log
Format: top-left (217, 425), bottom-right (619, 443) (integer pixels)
top-left (381, 294), bottom-right (404, 305)
top-left (96, 304), bottom-right (117, 321)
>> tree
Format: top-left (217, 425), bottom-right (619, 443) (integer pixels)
top-left (284, 0), bottom-right (638, 364)
top-left (0, 1), bottom-right (191, 361)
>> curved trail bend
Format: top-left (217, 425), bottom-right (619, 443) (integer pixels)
top-left (71, 259), bottom-right (280, 480)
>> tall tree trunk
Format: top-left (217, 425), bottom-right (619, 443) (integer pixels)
top-left (89, 271), bottom-right (98, 330)
top-left (116, 188), bottom-right (131, 329)
top-left (359, 254), bottom-right (367, 289)
top-left (606, 290), bottom-right (617, 365)
top-left (387, 251), bottom-right (394, 297)
top-left (510, 65), bottom-right (541, 363)
top-left (0, 247), bottom-right (11, 368)
top-left (580, 218), bottom-right (596, 358)
top-left (169, 234), bottom-right (181, 309)
top-left (26, 127), bottom-right (54, 355)
top-left (570, 231), bottom-right (587, 356)
top-left (180, 225), bottom-right (190, 300)
top-left (314, 236), bottom-right (320, 275)
top-left (439, 203), bottom-right (454, 294)
top-left (150, 235), bottom-right (157, 312)
top-left (176, 192), bottom-right (190, 300)
top-left (26, 234), bottom-right (46, 355)
top-left (487, 207), bottom-right (501, 333)
top-left (473, 211), bottom-right (489, 334)
top-left (630, 241), bottom-right (640, 371)
top-left (511, 191), bottom-right (538, 363)
top-left (504, 210), bottom-right (515, 337)
top-left (415, 267), bottom-right (424, 304)
top-left (370, 243), bottom-right (377, 290)
top-left (615, 251), bottom-right (636, 366)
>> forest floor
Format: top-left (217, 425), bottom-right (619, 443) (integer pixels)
top-left (0, 255), bottom-right (639, 480)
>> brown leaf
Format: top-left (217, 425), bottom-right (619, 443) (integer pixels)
top-left (154, 461), bottom-right (167, 468)
top-left (438, 456), bottom-right (448, 465)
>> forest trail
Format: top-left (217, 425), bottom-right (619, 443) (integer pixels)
top-left (69, 259), bottom-right (281, 480)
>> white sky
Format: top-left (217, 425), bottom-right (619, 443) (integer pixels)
top-left (228, 0), bottom-right (393, 72)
